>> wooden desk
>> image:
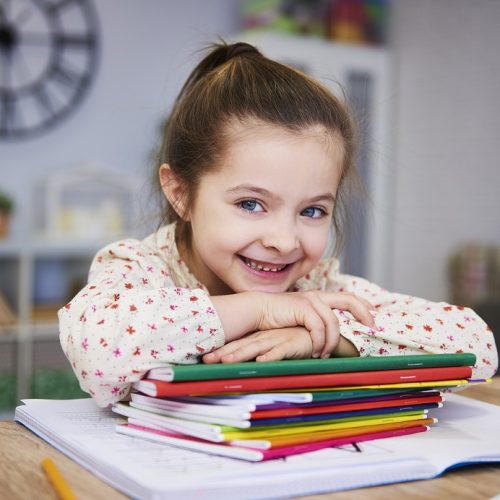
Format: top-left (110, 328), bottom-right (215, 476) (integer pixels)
top-left (1, 379), bottom-right (499, 500)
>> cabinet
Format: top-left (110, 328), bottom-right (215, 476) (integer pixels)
top-left (235, 33), bottom-right (393, 286)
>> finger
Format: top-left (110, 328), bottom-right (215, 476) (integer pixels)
top-left (221, 337), bottom-right (280, 363)
top-left (300, 292), bottom-right (340, 358)
top-left (205, 332), bottom-right (280, 363)
top-left (255, 328), bottom-right (313, 361)
top-left (354, 296), bottom-right (376, 313)
top-left (217, 343), bottom-right (251, 363)
top-left (307, 295), bottom-right (341, 358)
top-left (357, 297), bottom-right (378, 322)
top-left (256, 342), bottom-right (290, 362)
top-left (300, 303), bottom-right (326, 358)
top-left (202, 349), bottom-right (226, 364)
top-left (343, 294), bottom-right (374, 310)
top-left (319, 307), bottom-right (340, 359)
top-left (202, 338), bottom-right (248, 364)
top-left (324, 293), bottom-right (376, 328)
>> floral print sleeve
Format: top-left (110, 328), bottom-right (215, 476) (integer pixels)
top-left (58, 228), bottom-right (225, 407)
top-left (297, 259), bottom-right (498, 380)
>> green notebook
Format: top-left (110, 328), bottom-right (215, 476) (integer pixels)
top-left (146, 353), bottom-right (476, 382)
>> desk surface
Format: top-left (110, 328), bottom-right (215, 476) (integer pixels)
top-left (1, 379), bottom-right (499, 500)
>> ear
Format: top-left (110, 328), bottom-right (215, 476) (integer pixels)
top-left (159, 164), bottom-right (190, 220)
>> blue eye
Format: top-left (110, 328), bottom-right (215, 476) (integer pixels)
top-left (238, 199), bottom-right (264, 212)
top-left (301, 206), bottom-right (326, 219)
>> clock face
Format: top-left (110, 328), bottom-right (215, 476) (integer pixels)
top-left (0, 0), bottom-right (99, 140)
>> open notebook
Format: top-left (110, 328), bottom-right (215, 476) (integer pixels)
top-left (15, 392), bottom-right (500, 500)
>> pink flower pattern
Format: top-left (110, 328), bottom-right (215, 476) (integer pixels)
top-left (59, 223), bottom-right (498, 408)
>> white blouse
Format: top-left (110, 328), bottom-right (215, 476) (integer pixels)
top-left (59, 224), bottom-right (498, 407)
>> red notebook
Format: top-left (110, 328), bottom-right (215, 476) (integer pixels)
top-left (133, 366), bottom-right (472, 398)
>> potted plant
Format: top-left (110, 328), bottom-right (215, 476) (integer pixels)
top-left (0, 190), bottom-right (14, 240)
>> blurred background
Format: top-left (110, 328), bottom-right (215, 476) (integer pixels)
top-left (1, 0), bottom-right (499, 414)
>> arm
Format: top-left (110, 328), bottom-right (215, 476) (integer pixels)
top-left (203, 326), bottom-right (358, 364)
top-left (211, 290), bottom-right (374, 359)
top-left (330, 272), bottom-right (499, 380)
top-left (59, 240), bottom-right (225, 407)
top-left (204, 291), bottom-right (370, 364)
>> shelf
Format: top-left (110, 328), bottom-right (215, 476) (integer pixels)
top-left (1, 239), bottom-right (109, 257)
top-left (0, 322), bottom-right (60, 342)
top-left (0, 163), bottom-right (144, 409)
top-left (31, 322), bottom-right (60, 340)
top-left (0, 242), bottom-right (26, 257)
top-left (31, 237), bottom-right (114, 257)
top-left (0, 326), bottom-right (20, 342)
top-left (0, 247), bottom-right (95, 404)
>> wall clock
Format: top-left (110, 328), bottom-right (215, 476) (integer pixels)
top-left (0, 0), bottom-right (99, 140)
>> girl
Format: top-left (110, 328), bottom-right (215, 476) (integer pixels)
top-left (59, 42), bottom-right (497, 408)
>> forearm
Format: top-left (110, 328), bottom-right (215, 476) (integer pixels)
top-left (210, 292), bottom-right (262, 342)
top-left (332, 335), bottom-right (359, 357)
top-left (212, 290), bottom-right (375, 355)
top-left (59, 286), bottom-right (225, 407)
top-left (337, 302), bottom-right (498, 379)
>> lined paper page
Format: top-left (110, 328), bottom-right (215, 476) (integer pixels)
top-left (15, 396), bottom-right (500, 499)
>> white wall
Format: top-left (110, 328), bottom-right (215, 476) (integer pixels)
top-left (390, 0), bottom-right (500, 301)
top-left (2, 0), bottom-right (499, 303)
top-left (0, 0), bottom-right (241, 242)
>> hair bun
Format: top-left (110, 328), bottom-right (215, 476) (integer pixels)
top-left (226, 42), bottom-right (261, 60)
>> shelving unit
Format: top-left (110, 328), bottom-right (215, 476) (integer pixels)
top-left (0, 240), bottom-right (105, 403)
top-left (0, 166), bottom-right (142, 409)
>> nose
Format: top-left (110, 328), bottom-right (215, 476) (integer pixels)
top-left (260, 220), bottom-right (300, 255)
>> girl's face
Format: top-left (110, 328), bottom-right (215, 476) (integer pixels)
top-left (181, 124), bottom-right (343, 295)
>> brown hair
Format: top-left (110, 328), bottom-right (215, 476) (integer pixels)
top-left (156, 41), bottom-right (359, 254)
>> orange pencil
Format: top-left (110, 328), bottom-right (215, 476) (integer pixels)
top-left (41, 458), bottom-right (76, 500)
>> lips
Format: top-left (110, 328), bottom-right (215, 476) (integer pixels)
top-left (240, 256), bottom-right (289, 273)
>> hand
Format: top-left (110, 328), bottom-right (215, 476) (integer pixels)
top-left (254, 291), bottom-right (375, 358)
top-left (211, 290), bottom-right (375, 359)
top-left (203, 328), bottom-right (313, 364)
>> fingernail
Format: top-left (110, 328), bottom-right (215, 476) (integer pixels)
top-left (312, 353), bottom-right (320, 359)
top-left (321, 353), bottom-right (331, 359)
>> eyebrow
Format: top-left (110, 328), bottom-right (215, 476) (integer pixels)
top-left (226, 184), bottom-right (336, 204)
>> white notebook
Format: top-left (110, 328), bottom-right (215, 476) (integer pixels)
top-left (15, 394), bottom-right (500, 500)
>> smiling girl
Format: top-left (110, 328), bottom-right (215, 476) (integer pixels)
top-left (59, 42), bottom-right (497, 407)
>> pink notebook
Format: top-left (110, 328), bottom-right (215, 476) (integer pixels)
top-left (116, 422), bottom-right (429, 462)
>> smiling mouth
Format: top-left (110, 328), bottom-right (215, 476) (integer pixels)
top-left (240, 256), bottom-right (289, 273)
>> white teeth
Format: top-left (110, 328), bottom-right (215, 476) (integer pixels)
top-left (243, 258), bottom-right (287, 272)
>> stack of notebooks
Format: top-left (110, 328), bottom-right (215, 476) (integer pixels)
top-left (112, 353), bottom-right (482, 462)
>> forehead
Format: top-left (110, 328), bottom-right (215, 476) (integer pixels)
top-left (222, 119), bottom-right (343, 158)
top-left (201, 120), bottom-right (344, 196)
top-left (225, 119), bottom-right (342, 167)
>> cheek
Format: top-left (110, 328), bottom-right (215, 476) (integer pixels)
top-left (198, 220), bottom-right (249, 255)
top-left (303, 227), bottom-right (331, 260)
